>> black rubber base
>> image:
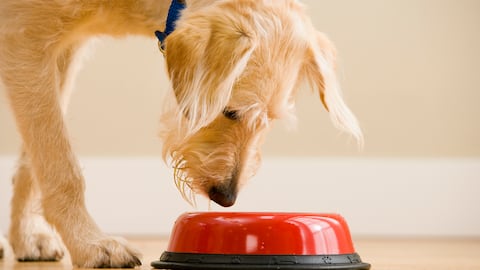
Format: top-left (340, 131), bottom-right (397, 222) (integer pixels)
top-left (151, 252), bottom-right (371, 270)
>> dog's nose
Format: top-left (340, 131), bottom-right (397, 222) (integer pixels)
top-left (208, 185), bottom-right (237, 207)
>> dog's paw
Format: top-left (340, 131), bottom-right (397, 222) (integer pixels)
top-left (70, 236), bottom-right (141, 268)
top-left (12, 231), bottom-right (64, 262)
top-left (9, 214), bottom-right (65, 262)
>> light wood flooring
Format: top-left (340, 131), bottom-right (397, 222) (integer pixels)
top-left (0, 237), bottom-right (479, 270)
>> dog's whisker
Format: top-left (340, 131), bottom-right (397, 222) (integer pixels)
top-left (172, 159), bottom-right (197, 207)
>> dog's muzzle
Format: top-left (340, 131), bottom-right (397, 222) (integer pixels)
top-left (208, 185), bottom-right (237, 207)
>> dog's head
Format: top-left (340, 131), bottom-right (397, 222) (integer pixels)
top-left (160, 0), bottom-right (362, 206)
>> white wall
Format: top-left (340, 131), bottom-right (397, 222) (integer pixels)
top-left (1, 157), bottom-right (479, 237)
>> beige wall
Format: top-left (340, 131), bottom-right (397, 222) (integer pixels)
top-left (1, 0), bottom-right (479, 157)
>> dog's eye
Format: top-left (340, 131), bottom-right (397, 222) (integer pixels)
top-left (223, 109), bottom-right (239, 120)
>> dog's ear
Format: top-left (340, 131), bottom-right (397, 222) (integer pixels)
top-left (303, 31), bottom-right (363, 143)
top-left (165, 14), bottom-right (256, 134)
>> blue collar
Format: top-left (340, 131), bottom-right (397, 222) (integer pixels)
top-left (155, 0), bottom-right (186, 55)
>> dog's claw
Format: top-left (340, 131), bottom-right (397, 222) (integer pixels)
top-left (125, 257), bottom-right (142, 268)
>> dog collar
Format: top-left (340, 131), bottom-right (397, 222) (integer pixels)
top-left (155, 0), bottom-right (186, 56)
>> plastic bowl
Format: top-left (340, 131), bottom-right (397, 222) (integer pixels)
top-left (152, 212), bottom-right (370, 269)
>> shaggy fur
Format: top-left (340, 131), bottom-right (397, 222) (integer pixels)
top-left (0, 0), bottom-right (362, 268)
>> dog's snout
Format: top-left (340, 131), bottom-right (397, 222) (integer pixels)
top-left (208, 185), bottom-right (237, 207)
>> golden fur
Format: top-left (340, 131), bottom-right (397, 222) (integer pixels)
top-left (0, 0), bottom-right (362, 267)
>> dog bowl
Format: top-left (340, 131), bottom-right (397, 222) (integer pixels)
top-left (151, 212), bottom-right (370, 269)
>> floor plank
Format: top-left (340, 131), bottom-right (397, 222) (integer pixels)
top-left (0, 237), bottom-right (479, 269)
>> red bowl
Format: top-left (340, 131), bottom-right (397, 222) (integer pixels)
top-left (152, 212), bottom-right (370, 270)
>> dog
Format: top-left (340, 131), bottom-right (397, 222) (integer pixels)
top-left (0, 234), bottom-right (5, 259)
top-left (0, 0), bottom-right (362, 267)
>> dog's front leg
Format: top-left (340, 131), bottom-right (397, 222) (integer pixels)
top-left (0, 235), bottom-right (4, 259)
top-left (2, 49), bottom-right (141, 268)
top-left (9, 151), bottom-right (65, 261)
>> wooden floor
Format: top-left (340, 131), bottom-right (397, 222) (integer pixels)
top-left (0, 237), bottom-right (479, 270)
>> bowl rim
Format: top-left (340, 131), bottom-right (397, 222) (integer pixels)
top-left (152, 252), bottom-right (371, 270)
